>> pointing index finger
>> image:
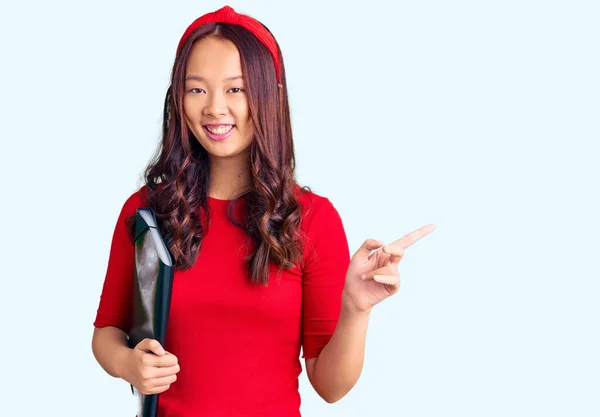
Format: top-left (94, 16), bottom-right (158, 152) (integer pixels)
top-left (391, 224), bottom-right (436, 250)
top-left (367, 224), bottom-right (436, 261)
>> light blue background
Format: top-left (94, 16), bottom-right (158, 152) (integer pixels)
top-left (1, 0), bottom-right (598, 416)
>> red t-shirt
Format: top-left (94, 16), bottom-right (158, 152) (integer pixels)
top-left (93, 185), bottom-right (350, 417)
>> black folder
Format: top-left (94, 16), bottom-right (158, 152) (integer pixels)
top-left (128, 208), bottom-right (175, 417)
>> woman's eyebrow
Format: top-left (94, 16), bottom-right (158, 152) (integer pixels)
top-left (185, 75), bottom-right (244, 82)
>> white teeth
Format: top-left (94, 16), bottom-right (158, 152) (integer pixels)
top-left (206, 125), bottom-right (233, 135)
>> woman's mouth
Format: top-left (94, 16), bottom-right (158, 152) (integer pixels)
top-left (203, 124), bottom-right (235, 140)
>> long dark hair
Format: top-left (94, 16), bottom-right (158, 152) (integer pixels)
top-left (127, 22), bottom-right (307, 285)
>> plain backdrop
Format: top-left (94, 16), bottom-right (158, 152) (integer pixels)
top-left (1, 0), bottom-right (598, 416)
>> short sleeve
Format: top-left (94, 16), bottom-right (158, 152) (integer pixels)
top-left (93, 189), bottom-right (143, 333)
top-left (301, 196), bottom-right (350, 359)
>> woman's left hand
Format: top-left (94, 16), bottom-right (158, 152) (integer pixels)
top-left (342, 224), bottom-right (436, 314)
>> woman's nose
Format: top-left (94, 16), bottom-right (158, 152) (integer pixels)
top-left (204, 92), bottom-right (228, 117)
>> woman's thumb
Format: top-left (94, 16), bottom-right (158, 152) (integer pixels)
top-left (144, 338), bottom-right (166, 355)
top-left (355, 238), bottom-right (384, 260)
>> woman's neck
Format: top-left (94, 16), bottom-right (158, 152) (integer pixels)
top-left (208, 155), bottom-right (252, 200)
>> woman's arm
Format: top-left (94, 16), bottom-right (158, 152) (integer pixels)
top-left (91, 326), bottom-right (131, 379)
top-left (307, 227), bottom-right (436, 403)
top-left (305, 292), bottom-right (370, 404)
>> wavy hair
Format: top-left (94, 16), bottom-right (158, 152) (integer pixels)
top-left (126, 22), bottom-right (307, 285)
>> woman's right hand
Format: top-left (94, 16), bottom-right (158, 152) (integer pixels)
top-left (121, 338), bottom-right (180, 395)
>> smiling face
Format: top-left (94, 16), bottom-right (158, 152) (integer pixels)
top-left (183, 36), bottom-right (254, 162)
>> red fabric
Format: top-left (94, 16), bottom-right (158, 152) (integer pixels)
top-left (176, 5), bottom-right (282, 83)
top-left (93, 185), bottom-right (350, 417)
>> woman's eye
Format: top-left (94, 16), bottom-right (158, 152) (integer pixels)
top-left (229, 87), bottom-right (245, 93)
top-left (189, 88), bottom-right (205, 94)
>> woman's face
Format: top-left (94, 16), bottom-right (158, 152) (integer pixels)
top-left (183, 36), bottom-right (253, 161)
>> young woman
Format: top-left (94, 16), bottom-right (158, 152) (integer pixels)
top-left (91, 5), bottom-right (435, 417)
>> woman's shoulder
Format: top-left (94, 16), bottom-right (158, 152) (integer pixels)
top-left (118, 183), bottom-right (156, 215)
top-left (296, 186), bottom-right (327, 208)
top-left (294, 185), bottom-right (342, 228)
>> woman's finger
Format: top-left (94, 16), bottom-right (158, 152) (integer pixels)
top-left (354, 238), bottom-right (385, 261)
top-left (361, 265), bottom-right (397, 281)
top-left (388, 224), bottom-right (436, 251)
top-left (382, 244), bottom-right (405, 264)
top-left (147, 384), bottom-right (172, 395)
top-left (144, 374), bottom-right (177, 388)
top-left (372, 274), bottom-right (400, 289)
top-left (142, 352), bottom-right (178, 368)
top-left (374, 274), bottom-right (401, 294)
top-left (149, 364), bottom-right (180, 379)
